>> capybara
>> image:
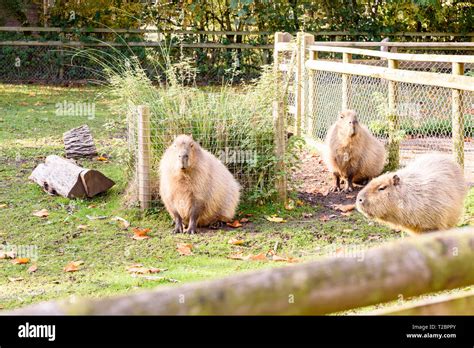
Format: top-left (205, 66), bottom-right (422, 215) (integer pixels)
top-left (159, 134), bottom-right (240, 234)
top-left (323, 110), bottom-right (386, 192)
top-left (356, 154), bottom-right (467, 235)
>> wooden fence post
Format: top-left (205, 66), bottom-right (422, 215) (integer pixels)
top-left (452, 62), bottom-right (465, 168)
top-left (137, 105), bottom-right (151, 210)
top-left (387, 58), bottom-right (400, 171)
top-left (341, 53), bottom-right (352, 110)
top-left (273, 32), bottom-right (288, 204)
top-left (295, 32), bottom-right (304, 136)
top-left (300, 33), bottom-right (314, 136)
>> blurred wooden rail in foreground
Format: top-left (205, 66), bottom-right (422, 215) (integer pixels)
top-left (6, 227), bottom-right (474, 315)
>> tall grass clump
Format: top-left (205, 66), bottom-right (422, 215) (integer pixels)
top-left (100, 48), bottom-right (285, 203)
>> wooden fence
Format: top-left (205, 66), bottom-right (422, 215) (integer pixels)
top-left (7, 227), bottom-right (474, 315)
top-left (274, 32), bottom-right (474, 176)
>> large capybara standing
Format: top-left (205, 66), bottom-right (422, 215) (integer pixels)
top-left (356, 154), bottom-right (467, 235)
top-left (323, 110), bottom-right (385, 192)
top-left (159, 134), bottom-right (240, 234)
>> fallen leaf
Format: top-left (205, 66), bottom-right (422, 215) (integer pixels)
top-left (64, 260), bottom-right (84, 272)
top-left (112, 216), bottom-right (130, 229)
top-left (265, 215), bottom-right (287, 223)
top-left (177, 243), bottom-right (193, 256)
top-left (285, 200), bottom-right (295, 210)
top-left (333, 204), bottom-right (356, 213)
top-left (0, 204), bottom-right (7, 209)
top-left (132, 227), bottom-right (151, 240)
top-left (11, 258), bottom-right (30, 265)
top-left (8, 277), bottom-right (24, 282)
top-left (96, 156), bottom-right (108, 162)
top-left (302, 212), bottom-right (313, 218)
top-left (296, 200), bottom-right (304, 207)
top-left (319, 215), bottom-right (330, 222)
top-left (227, 220), bottom-right (242, 228)
top-left (248, 253), bottom-right (267, 261)
top-left (27, 264), bottom-right (38, 273)
top-left (228, 238), bottom-right (245, 245)
top-left (239, 218), bottom-right (249, 223)
top-left (77, 224), bottom-right (88, 230)
top-left (32, 209), bottom-right (49, 218)
top-left (343, 229), bottom-right (353, 233)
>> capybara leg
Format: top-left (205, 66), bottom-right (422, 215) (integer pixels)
top-left (344, 175), bottom-right (354, 192)
top-left (186, 202), bottom-right (203, 234)
top-left (330, 173), bottom-right (341, 192)
top-left (172, 213), bottom-right (184, 234)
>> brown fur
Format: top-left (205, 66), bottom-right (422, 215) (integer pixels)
top-left (323, 110), bottom-right (386, 192)
top-left (356, 154), bottom-right (467, 235)
top-left (159, 134), bottom-right (240, 234)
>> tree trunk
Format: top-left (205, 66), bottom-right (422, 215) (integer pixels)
top-left (63, 125), bottom-right (98, 159)
top-left (8, 227), bottom-right (474, 315)
top-left (29, 155), bottom-right (114, 198)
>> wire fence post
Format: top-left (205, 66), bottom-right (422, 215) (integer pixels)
top-left (452, 62), bottom-right (465, 169)
top-left (273, 32), bottom-right (288, 204)
top-left (137, 105), bottom-right (151, 210)
top-left (295, 32), bottom-right (304, 136)
top-left (387, 58), bottom-right (400, 170)
top-left (342, 52), bottom-right (352, 110)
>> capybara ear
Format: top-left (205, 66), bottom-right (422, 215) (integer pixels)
top-left (339, 111), bottom-right (345, 118)
top-left (392, 174), bottom-right (400, 186)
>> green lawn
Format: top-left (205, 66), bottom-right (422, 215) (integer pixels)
top-left (0, 83), bottom-right (472, 312)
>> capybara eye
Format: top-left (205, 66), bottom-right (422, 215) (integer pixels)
top-left (378, 186), bottom-right (386, 191)
top-left (190, 143), bottom-right (194, 147)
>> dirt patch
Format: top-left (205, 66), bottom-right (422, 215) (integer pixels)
top-left (292, 151), bottom-right (360, 217)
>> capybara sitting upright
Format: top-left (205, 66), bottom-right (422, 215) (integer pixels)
top-left (324, 110), bottom-right (385, 192)
top-left (159, 134), bottom-right (240, 234)
top-left (356, 154), bottom-right (467, 235)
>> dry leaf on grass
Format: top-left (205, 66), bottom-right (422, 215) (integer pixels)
top-left (239, 218), bottom-right (249, 223)
top-left (131, 228), bottom-right (151, 240)
top-left (226, 220), bottom-right (242, 228)
top-left (228, 253), bottom-right (267, 261)
top-left (333, 204), bottom-right (355, 213)
top-left (11, 258), bottom-right (30, 265)
top-left (176, 243), bottom-right (193, 256)
top-left (8, 277), bottom-right (24, 282)
top-left (228, 238), bottom-right (245, 245)
top-left (32, 209), bottom-right (49, 218)
top-left (0, 204), bottom-right (7, 209)
top-left (96, 156), bottom-right (108, 162)
top-left (64, 260), bottom-right (84, 272)
top-left (77, 224), bottom-right (88, 230)
top-left (265, 215), bottom-right (287, 223)
top-left (27, 264), bottom-right (38, 273)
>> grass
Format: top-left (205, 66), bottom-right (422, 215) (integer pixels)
top-left (0, 84), bottom-right (473, 312)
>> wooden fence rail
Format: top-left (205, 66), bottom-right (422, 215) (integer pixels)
top-left (6, 227), bottom-right (474, 315)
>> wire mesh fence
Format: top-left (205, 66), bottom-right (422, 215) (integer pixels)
top-left (303, 53), bottom-right (474, 182)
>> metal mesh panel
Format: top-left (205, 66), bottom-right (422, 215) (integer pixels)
top-left (304, 60), bottom-right (474, 182)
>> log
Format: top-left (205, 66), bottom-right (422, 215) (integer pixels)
top-left (63, 125), bottom-right (98, 159)
top-left (29, 155), bottom-right (114, 198)
top-left (6, 227), bottom-right (474, 315)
